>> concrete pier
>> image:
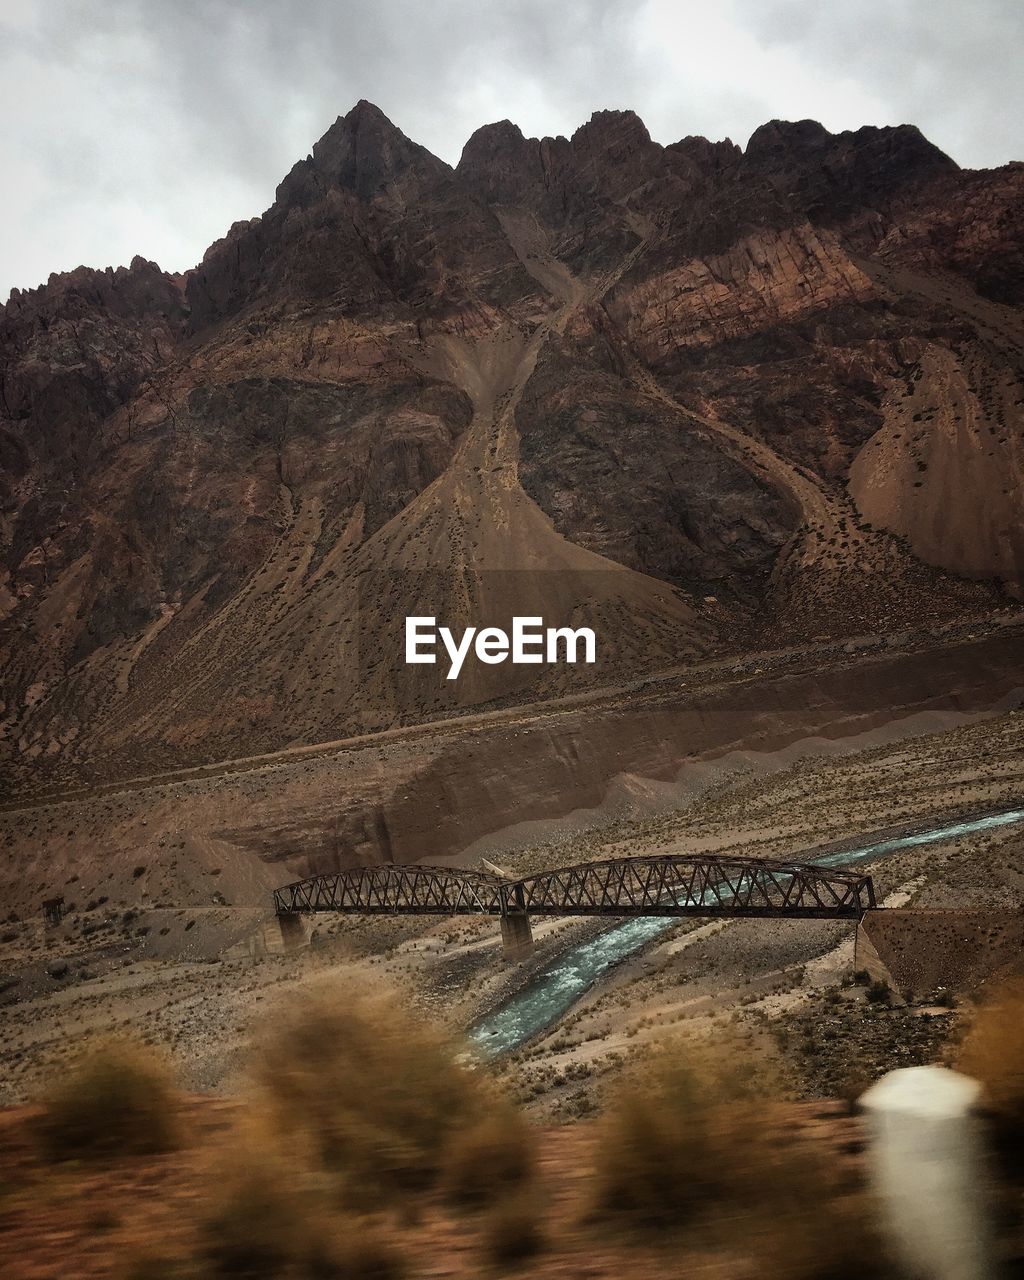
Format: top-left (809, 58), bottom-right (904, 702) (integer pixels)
top-left (500, 911), bottom-right (534, 961)
top-left (277, 912), bottom-right (307, 952)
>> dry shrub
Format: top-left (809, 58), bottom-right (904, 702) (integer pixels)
top-left (442, 1100), bottom-right (535, 1210)
top-left (119, 1252), bottom-right (187, 1280)
top-left (36, 1038), bottom-right (178, 1162)
top-left (591, 1039), bottom-right (772, 1229)
top-left (195, 982), bottom-right (538, 1276)
top-left (300, 1219), bottom-right (405, 1280)
top-left (957, 979), bottom-right (1024, 1170)
top-left (836, 1066), bottom-right (877, 1116)
top-left (753, 1200), bottom-right (895, 1280)
top-left (196, 1120), bottom-right (404, 1280)
top-left (200, 1188), bottom-right (402, 1280)
top-left (591, 1037), bottom-right (896, 1277)
top-left (197, 1161), bottom-right (299, 1279)
top-left (481, 1184), bottom-right (547, 1269)
top-left (249, 982), bottom-right (518, 1206)
top-left (199, 1176), bottom-right (402, 1280)
top-left (734, 1134), bottom-right (896, 1280)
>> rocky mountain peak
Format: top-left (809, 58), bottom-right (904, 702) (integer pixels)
top-left (458, 109), bottom-right (659, 214)
top-left (459, 117), bottom-right (529, 159)
top-left (456, 118), bottom-right (549, 203)
top-left (309, 98), bottom-right (450, 200)
top-left (458, 118), bottom-right (531, 166)
top-left (745, 117), bottom-right (832, 159)
top-left (744, 118), bottom-right (957, 218)
top-left (2, 255), bottom-right (184, 325)
top-left (273, 99), bottom-right (450, 211)
top-left (571, 108), bottom-right (653, 156)
top-left (666, 133), bottom-right (743, 173)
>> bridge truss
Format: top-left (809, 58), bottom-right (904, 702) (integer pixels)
top-left (273, 855), bottom-right (876, 921)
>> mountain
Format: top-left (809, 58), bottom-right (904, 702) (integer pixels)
top-left (2, 101), bottom-right (1023, 794)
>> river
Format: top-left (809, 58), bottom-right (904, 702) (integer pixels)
top-left (468, 805), bottom-right (1024, 1057)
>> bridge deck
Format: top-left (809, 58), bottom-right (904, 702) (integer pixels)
top-left (273, 855), bottom-right (876, 921)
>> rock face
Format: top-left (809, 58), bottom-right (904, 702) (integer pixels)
top-left (743, 120), bottom-right (957, 221)
top-left (1, 102), bottom-right (1022, 791)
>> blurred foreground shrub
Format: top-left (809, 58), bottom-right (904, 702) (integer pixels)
top-left (958, 979), bottom-right (1024, 1170)
top-left (481, 1184), bottom-right (547, 1267)
top-left (250, 983), bottom-right (534, 1209)
top-left (197, 1146), bottom-right (301, 1280)
top-left (592, 1040), bottom-right (784, 1229)
top-left (442, 1100), bottom-right (535, 1210)
top-left (197, 1145), bottom-right (403, 1280)
top-left (37, 1039), bottom-right (178, 1162)
top-left (591, 1039), bottom-right (895, 1278)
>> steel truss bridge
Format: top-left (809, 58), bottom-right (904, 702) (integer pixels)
top-left (273, 855), bottom-right (876, 922)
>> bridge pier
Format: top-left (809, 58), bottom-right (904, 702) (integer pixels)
top-left (500, 911), bottom-right (534, 962)
top-left (277, 912), bottom-right (307, 952)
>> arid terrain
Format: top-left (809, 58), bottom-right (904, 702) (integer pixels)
top-left (2, 675), bottom-right (1022, 1110)
top-left (1, 684), bottom-right (1024, 1278)
top-left (2, 99), bottom-right (1023, 1279)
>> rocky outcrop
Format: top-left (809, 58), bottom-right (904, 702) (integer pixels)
top-left (1, 257), bottom-right (186, 464)
top-left (516, 324), bottom-right (796, 602)
top-left (457, 109), bottom-right (659, 217)
top-left (744, 120), bottom-right (957, 222)
top-left (608, 223), bottom-right (875, 361)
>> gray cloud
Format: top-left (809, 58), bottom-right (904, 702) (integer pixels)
top-left (2, 0), bottom-right (1021, 298)
top-left (733, 0), bottom-right (1024, 168)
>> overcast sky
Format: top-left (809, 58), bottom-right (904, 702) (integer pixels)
top-left (2, 0), bottom-right (1021, 299)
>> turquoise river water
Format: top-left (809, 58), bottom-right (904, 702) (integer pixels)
top-left (468, 806), bottom-right (1024, 1058)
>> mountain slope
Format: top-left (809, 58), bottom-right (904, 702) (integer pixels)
top-left (1, 102), bottom-right (1021, 792)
